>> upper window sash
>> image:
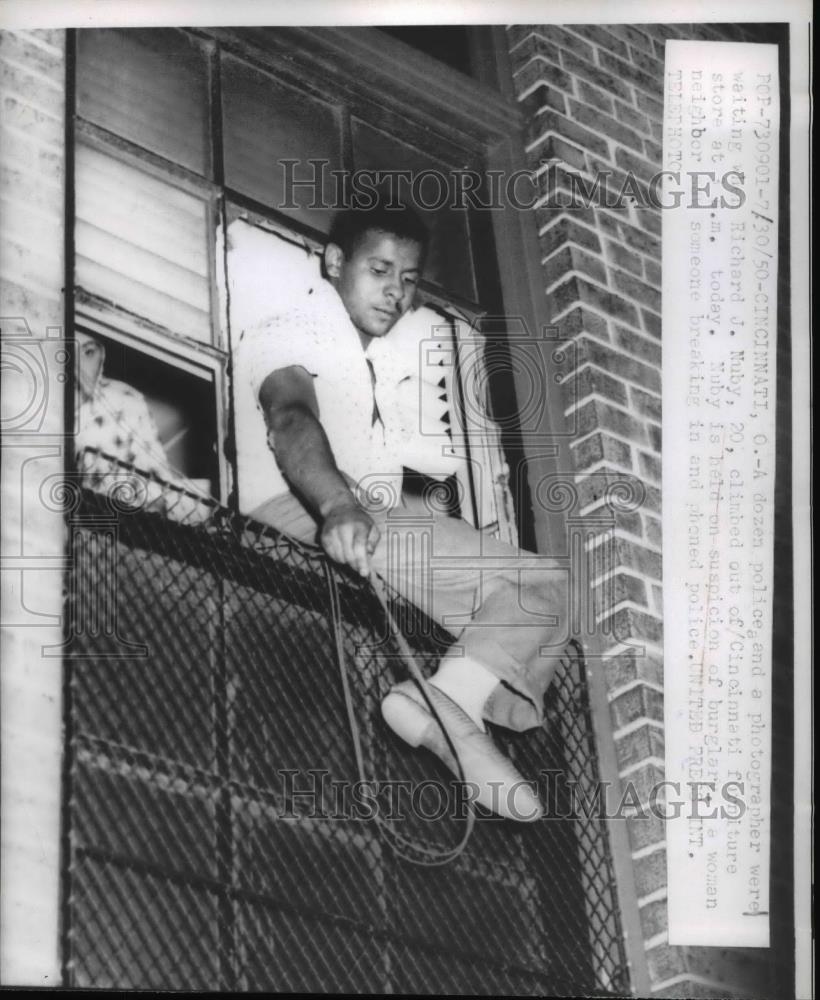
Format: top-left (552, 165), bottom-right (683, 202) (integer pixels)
top-left (76, 27), bottom-right (214, 177)
top-left (73, 138), bottom-right (221, 351)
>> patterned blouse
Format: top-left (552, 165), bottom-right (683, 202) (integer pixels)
top-left (75, 376), bottom-right (172, 502)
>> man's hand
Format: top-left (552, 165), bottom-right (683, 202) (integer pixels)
top-left (320, 496), bottom-right (381, 577)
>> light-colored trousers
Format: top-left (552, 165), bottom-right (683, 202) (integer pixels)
top-left (251, 488), bottom-right (569, 733)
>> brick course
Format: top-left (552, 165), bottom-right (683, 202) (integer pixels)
top-left (604, 647), bottom-right (664, 690)
top-left (570, 430), bottom-right (633, 471)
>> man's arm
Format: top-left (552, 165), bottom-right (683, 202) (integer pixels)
top-left (259, 365), bottom-right (380, 577)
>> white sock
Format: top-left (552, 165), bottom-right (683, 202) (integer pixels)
top-left (428, 656), bottom-right (500, 732)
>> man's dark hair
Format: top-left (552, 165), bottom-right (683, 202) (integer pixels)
top-left (328, 202), bottom-right (430, 263)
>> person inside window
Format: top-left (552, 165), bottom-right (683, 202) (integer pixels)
top-left (234, 203), bottom-right (568, 822)
top-left (74, 330), bottom-right (174, 509)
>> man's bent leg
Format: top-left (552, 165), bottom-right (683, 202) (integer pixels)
top-left (461, 568), bottom-right (568, 732)
top-left (250, 489), bottom-right (567, 734)
top-left (250, 488), bottom-right (547, 820)
top-left (368, 495), bottom-right (568, 734)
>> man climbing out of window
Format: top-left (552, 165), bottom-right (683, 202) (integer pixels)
top-left (74, 330), bottom-right (175, 509)
top-left (234, 203), bottom-right (568, 822)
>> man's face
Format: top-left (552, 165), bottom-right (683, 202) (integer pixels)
top-left (326, 230), bottom-right (422, 348)
top-left (75, 331), bottom-right (105, 400)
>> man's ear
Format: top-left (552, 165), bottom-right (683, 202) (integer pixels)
top-left (324, 242), bottom-right (345, 280)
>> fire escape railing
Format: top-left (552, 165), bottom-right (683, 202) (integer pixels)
top-left (58, 452), bottom-right (629, 995)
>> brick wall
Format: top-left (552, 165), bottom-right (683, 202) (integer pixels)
top-left (0, 27), bottom-right (67, 985)
top-left (506, 22), bottom-right (775, 1000)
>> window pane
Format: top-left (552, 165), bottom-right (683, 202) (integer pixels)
top-left (83, 336), bottom-right (220, 487)
top-left (351, 119), bottom-right (476, 301)
top-left (221, 54), bottom-right (341, 233)
top-left (77, 28), bottom-right (210, 175)
top-left (378, 26), bottom-right (474, 77)
top-left (75, 144), bottom-right (212, 344)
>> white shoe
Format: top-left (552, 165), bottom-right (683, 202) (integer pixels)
top-left (381, 680), bottom-right (543, 822)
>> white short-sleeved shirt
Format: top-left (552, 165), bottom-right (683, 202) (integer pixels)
top-left (234, 277), bottom-right (415, 515)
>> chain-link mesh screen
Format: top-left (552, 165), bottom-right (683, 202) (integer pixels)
top-left (60, 456), bottom-right (629, 994)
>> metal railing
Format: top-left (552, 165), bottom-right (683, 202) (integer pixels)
top-left (59, 454), bottom-right (629, 994)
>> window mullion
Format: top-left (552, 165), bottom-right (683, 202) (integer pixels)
top-left (75, 117), bottom-right (221, 200)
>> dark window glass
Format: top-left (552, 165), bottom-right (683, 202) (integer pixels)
top-left (378, 26), bottom-right (473, 77)
top-left (77, 28), bottom-right (210, 175)
top-left (221, 54), bottom-right (341, 233)
top-left (351, 119), bottom-right (476, 302)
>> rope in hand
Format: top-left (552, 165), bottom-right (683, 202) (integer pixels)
top-left (323, 562), bottom-right (476, 866)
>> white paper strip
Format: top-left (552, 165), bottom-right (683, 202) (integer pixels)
top-left (662, 40), bottom-right (779, 948)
